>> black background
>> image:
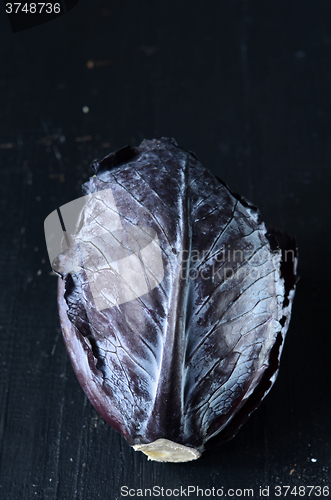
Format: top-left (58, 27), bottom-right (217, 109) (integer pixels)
top-left (0, 1), bottom-right (330, 499)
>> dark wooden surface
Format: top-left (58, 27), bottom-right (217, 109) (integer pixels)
top-left (0, 1), bottom-right (330, 498)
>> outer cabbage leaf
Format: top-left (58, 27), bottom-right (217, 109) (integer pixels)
top-left (56, 138), bottom-right (297, 458)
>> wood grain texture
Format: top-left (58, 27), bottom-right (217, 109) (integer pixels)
top-left (0, 0), bottom-right (330, 498)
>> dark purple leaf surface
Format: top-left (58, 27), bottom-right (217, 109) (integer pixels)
top-left (56, 138), bottom-right (297, 458)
